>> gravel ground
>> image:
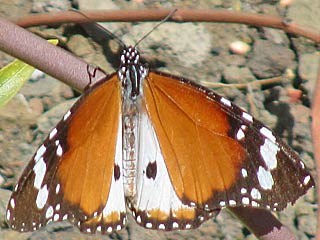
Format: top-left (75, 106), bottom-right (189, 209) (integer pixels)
top-left (0, 0), bottom-right (318, 239)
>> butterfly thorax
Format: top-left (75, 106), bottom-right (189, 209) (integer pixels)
top-left (118, 46), bottom-right (148, 100)
top-left (119, 46), bottom-right (148, 197)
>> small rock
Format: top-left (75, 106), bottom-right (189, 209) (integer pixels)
top-left (20, 75), bottom-right (62, 98)
top-left (263, 28), bottom-right (290, 45)
top-left (31, 0), bottom-right (71, 13)
top-left (223, 54), bottom-right (247, 67)
top-left (60, 85), bottom-right (75, 99)
top-left (294, 199), bottom-right (315, 216)
top-left (122, 22), bottom-right (212, 79)
top-left (298, 215), bottom-right (317, 236)
top-left (223, 66), bottom-right (256, 84)
top-left (298, 52), bottom-right (320, 100)
top-left (286, 88), bottom-right (302, 103)
top-left (280, 0), bottom-right (294, 7)
top-left (67, 35), bottom-right (95, 58)
top-left (0, 94), bottom-right (36, 123)
top-left (30, 69), bottom-right (45, 82)
top-left (216, 210), bottom-right (244, 240)
top-left (37, 99), bottom-right (77, 133)
top-left (287, 0), bottom-right (320, 32)
top-left (28, 97), bottom-right (44, 115)
top-left (304, 187), bottom-right (316, 204)
top-left (229, 40), bottom-right (251, 55)
top-left (78, 0), bottom-right (119, 10)
top-left (248, 39), bottom-right (296, 78)
top-left (0, 188), bottom-right (11, 225)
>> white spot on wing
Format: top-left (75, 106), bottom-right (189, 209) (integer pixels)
top-left (55, 184), bottom-right (60, 194)
top-left (242, 112), bottom-right (253, 122)
top-left (241, 168), bottom-right (248, 178)
top-left (33, 157), bottom-right (46, 190)
top-left (49, 128), bottom-right (57, 140)
top-left (10, 198), bottom-right (15, 209)
top-left (53, 213), bottom-right (59, 221)
top-left (45, 206), bottom-right (54, 219)
top-left (63, 110), bottom-right (71, 121)
top-left (260, 138), bottom-right (278, 170)
top-left (6, 209), bottom-right (10, 220)
top-left (240, 188), bottom-right (247, 194)
top-left (36, 184), bottom-right (49, 209)
top-left (34, 145), bottom-right (46, 162)
top-left (260, 127), bottom-right (276, 143)
top-left (242, 197), bottom-right (250, 205)
top-left (250, 188), bottom-right (262, 200)
top-left (56, 145), bottom-right (63, 157)
top-left (252, 201), bottom-right (259, 207)
top-left (221, 97), bottom-right (232, 107)
top-left (257, 167), bottom-right (274, 190)
top-left (55, 204), bottom-right (61, 211)
top-left (236, 128), bottom-right (245, 140)
top-left (303, 175), bottom-right (311, 185)
top-left (173, 222), bottom-right (179, 229)
top-left (159, 224), bottom-right (165, 230)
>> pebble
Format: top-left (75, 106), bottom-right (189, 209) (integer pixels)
top-left (229, 40), bottom-right (251, 55)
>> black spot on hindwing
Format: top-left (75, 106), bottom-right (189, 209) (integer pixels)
top-left (146, 161), bottom-right (157, 180)
top-left (114, 164), bottom-right (121, 180)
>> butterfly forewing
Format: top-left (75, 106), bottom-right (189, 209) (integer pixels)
top-left (143, 71), bottom-right (314, 211)
top-left (6, 74), bottom-right (127, 233)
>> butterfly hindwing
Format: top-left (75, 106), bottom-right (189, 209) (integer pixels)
top-left (127, 111), bottom-right (219, 231)
top-left (143, 71), bottom-right (314, 212)
top-left (6, 74), bottom-right (127, 233)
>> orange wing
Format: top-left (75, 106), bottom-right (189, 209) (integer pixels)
top-left (143, 71), bottom-right (314, 211)
top-left (6, 74), bottom-right (126, 234)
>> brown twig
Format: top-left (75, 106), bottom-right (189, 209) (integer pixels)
top-left (228, 207), bottom-right (296, 240)
top-left (0, 18), bottom-right (105, 92)
top-left (200, 75), bottom-right (285, 89)
top-left (12, 9), bottom-right (320, 43)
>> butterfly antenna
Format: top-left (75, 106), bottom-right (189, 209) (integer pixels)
top-left (134, 9), bottom-right (177, 47)
top-left (70, 9), bottom-right (125, 48)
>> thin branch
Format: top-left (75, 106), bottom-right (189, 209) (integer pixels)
top-left (12, 9), bottom-right (320, 43)
top-left (0, 17), bottom-right (106, 92)
top-left (201, 75), bottom-right (285, 89)
top-left (228, 207), bottom-right (296, 240)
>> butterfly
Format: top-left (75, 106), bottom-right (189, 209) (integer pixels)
top-left (6, 42), bottom-right (314, 234)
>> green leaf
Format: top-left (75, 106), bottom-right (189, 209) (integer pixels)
top-left (0, 39), bottom-right (59, 107)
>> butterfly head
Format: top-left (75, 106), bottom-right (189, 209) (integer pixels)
top-left (118, 46), bottom-right (148, 100)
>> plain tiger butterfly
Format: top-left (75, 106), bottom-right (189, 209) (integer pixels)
top-left (5, 22), bottom-right (314, 234)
